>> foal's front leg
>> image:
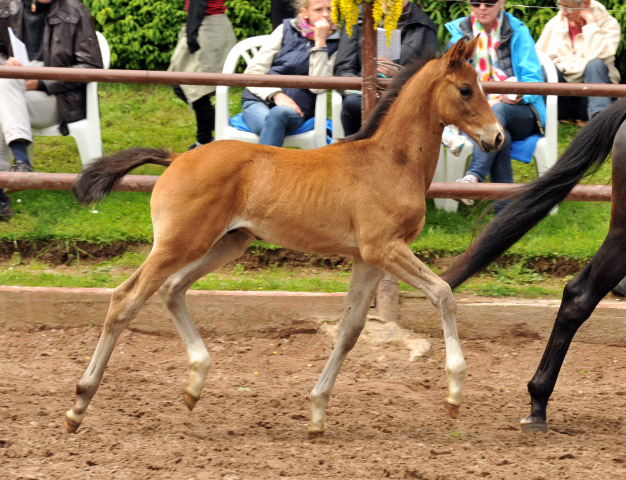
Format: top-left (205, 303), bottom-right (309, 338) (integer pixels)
top-left (309, 257), bottom-right (383, 437)
top-left (364, 241), bottom-right (466, 417)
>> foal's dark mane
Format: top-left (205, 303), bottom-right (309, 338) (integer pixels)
top-left (342, 51), bottom-right (441, 143)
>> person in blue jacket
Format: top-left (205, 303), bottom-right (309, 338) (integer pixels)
top-left (446, 0), bottom-right (545, 212)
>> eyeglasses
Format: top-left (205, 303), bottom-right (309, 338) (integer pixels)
top-left (469, 0), bottom-right (498, 7)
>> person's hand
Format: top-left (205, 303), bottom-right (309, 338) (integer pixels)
top-left (5, 56), bottom-right (23, 67)
top-left (273, 92), bottom-right (303, 117)
top-left (24, 79), bottom-right (38, 90)
top-left (578, 8), bottom-right (596, 26)
top-left (501, 94), bottom-right (523, 105)
top-left (312, 17), bottom-right (331, 48)
top-left (187, 37), bottom-right (200, 54)
top-left (377, 56), bottom-right (399, 78)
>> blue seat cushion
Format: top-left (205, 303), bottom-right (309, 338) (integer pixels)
top-left (229, 113), bottom-right (332, 144)
top-left (510, 133), bottom-right (541, 164)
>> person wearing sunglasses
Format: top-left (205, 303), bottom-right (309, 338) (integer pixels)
top-left (445, 0), bottom-right (545, 213)
top-left (536, 0), bottom-right (620, 125)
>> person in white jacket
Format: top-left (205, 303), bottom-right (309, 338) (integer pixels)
top-left (536, 0), bottom-right (621, 122)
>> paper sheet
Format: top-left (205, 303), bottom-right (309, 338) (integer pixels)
top-left (376, 28), bottom-right (401, 62)
top-left (8, 27), bottom-right (30, 66)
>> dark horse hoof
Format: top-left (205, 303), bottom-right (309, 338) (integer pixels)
top-left (520, 415), bottom-right (548, 433)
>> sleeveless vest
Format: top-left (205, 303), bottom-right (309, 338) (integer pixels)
top-left (242, 19), bottom-right (338, 119)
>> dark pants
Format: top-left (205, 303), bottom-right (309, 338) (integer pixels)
top-left (556, 58), bottom-right (613, 121)
top-left (173, 85), bottom-right (215, 144)
top-left (341, 93), bottom-right (363, 136)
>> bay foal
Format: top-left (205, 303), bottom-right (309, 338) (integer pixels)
top-left (66, 37), bottom-right (504, 435)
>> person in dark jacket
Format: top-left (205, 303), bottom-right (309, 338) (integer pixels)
top-left (333, 0), bottom-right (439, 136)
top-left (168, 0), bottom-right (236, 150)
top-left (271, 0), bottom-right (296, 29)
top-left (0, 0), bottom-right (103, 220)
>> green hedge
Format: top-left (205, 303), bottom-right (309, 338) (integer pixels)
top-left (81, 0), bottom-right (271, 70)
top-left (82, 0), bottom-right (626, 80)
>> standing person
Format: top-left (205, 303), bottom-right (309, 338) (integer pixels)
top-left (0, 0), bottom-right (103, 221)
top-left (168, 0), bottom-right (236, 150)
top-left (333, 0), bottom-right (439, 136)
top-left (447, 0), bottom-right (545, 213)
top-left (271, 0), bottom-right (296, 29)
top-left (240, 0), bottom-right (339, 147)
top-left (536, 0), bottom-right (621, 124)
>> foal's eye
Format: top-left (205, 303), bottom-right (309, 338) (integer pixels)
top-left (459, 87), bottom-right (472, 97)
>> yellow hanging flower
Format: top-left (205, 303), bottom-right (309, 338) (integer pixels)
top-left (331, 0), bottom-right (402, 45)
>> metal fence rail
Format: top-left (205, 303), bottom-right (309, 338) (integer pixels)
top-left (0, 172), bottom-right (611, 202)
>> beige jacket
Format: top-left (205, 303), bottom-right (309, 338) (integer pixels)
top-left (535, 0), bottom-right (621, 83)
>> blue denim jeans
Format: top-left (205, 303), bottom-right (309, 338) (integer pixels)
top-left (466, 101), bottom-right (538, 213)
top-left (241, 99), bottom-right (306, 146)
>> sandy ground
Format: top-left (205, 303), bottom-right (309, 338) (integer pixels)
top-left (1, 288), bottom-right (626, 479)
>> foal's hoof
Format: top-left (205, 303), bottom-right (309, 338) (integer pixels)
top-left (183, 391), bottom-right (199, 411)
top-left (308, 430), bottom-right (324, 439)
top-left (520, 415), bottom-right (548, 433)
top-left (64, 415), bottom-right (81, 434)
top-left (444, 401), bottom-right (460, 419)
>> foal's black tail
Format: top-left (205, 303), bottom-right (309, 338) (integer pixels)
top-left (442, 98), bottom-right (626, 289)
top-left (73, 147), bottom-right (175, 206)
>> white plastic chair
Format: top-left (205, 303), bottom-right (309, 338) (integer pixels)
top-left (433, 48), bottom-right (559, 212)
top-left (331, 89), bottom-right (345, 142)
top-left (30, 31), bottom-right (111, 167)
top-left (214, 35), bottom-right (328, 149)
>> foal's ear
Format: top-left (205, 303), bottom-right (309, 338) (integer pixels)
top-left (464, 36), bottom-right (480, 59)
top-left (444, 37), bottom-right (479, 66)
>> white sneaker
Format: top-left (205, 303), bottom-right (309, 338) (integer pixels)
top-left (455, 174), bottom-right (478, 206)
top-left (442, 125), bottom-right (466, 157)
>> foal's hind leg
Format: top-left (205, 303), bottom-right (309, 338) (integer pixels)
top-left (309, 257), bottom-right (384, 437)
top-left (362, 241), bottom-right (466, 417)
top-left (521, 224), bottom-right (626, 433)
top-left (158, 230), bottom-right (254, 410)
top-left (64, 249), bottom-right (191, 433)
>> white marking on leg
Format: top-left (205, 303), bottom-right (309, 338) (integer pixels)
top-left (309, 258), bottom-right (383, 434)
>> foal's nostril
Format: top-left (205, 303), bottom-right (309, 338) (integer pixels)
top-left (494, 132), bottom-right (504, 150)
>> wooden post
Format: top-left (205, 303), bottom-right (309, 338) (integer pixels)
top-left (361, 3), bottom-right (399, 323)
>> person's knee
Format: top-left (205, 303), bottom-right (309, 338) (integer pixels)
top-left (267, 106), bottom-right (298, 124)
top-left (584, 58), bottom-right (609, 82)
top-left (491, 102), bottom-right (509, 125)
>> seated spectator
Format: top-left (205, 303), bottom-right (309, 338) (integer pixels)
top-left (240, 0), bottom-right (339, 147)
top-left (168, 0), bottom-right (237, 150)
top-left (446, 0), bottom-right (545, 212)
top-left (333, 0), bottom-right (439, 136)
top-left (536, 0), bottom-right (621, 124)
top-left (0, 0), bottom-right (103, 221)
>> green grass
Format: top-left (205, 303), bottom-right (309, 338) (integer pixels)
top-left (0, 83), bottom-right (611, 297)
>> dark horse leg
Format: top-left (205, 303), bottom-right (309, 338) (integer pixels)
top-left (522, 120), bottom-right (626, 432)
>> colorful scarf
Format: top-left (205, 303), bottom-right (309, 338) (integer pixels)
top-left (298, 15), bottom-right (336, 40)
top-left (471, 10), bottom-right (507, 100)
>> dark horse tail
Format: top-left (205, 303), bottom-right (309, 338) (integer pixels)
top-left (442, 98), bottom-right (626, 289)
top-left (73, 147), bottom-right (175, 206)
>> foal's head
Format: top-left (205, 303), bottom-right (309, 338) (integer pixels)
top-left (436, 37), bottom-right (504, 153)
